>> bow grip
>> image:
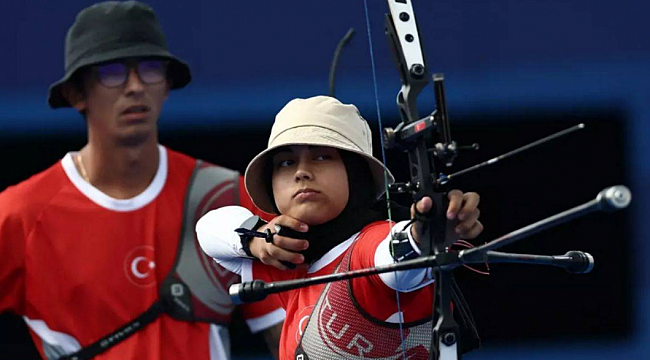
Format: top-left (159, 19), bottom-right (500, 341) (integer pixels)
top-left (416, 191), bottom-right (458, 256)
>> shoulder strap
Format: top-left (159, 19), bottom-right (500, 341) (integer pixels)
top-left (57, 301), bottom-right (165, 360)
top-left (161, 159), bottom-right (242, 323)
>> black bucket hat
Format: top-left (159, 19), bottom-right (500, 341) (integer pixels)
top-left (48, 1), bottom-right (191, 109)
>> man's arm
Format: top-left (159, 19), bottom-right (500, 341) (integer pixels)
top-left (0, 190), bottom-right (27, 314)
top-left (261, 321), bottom-right (283, 360)
top-left (240, 294), bottom-right (286, 359)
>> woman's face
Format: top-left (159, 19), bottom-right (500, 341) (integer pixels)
top-left (271, 145), bottom-right (349, 225)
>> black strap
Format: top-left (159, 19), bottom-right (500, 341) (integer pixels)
top-left (58, 301), bottom-right (165, 360)
top-left (413, 206), bottom-right (435, 224)
top-left (390, 230), bottom-right (420, 262)
top-left (236, 215), bottom-right (267, 257)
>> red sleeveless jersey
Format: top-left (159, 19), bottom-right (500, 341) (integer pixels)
top-left (243, 221), bottom-right (434, 360)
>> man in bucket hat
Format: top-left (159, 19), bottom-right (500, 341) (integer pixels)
top-left (0, 2), bottom-right (282, 359)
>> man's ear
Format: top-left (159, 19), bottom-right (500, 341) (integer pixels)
top-left (61, 82), bottom-right (86, 112)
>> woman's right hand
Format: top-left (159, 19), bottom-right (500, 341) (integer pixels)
top-left (249, 215), bottom-right (310, 270)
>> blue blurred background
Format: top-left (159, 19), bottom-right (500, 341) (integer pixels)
top-left (0, 0), bottom-right (648, 359)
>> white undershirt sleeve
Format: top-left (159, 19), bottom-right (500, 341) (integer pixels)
top-left (196, 206), bottom-right (254, 275)
top-left (245, 308), bottom-right (286, 334)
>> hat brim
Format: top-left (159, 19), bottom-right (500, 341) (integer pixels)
top-left (47, 43), bottom-right (191, 108)
top-left (244, 126), bottom-right (395, 214)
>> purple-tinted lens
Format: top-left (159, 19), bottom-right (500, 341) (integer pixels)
top-left (138, 60), bottom-right (167, 84)
top-left (96, 62), bottom-right (128, 87)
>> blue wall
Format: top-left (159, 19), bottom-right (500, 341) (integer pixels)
top-left (1, 0), bottom-right (648, 358)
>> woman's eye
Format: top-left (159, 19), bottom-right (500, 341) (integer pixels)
top-left (315, 154), bottom-right (332, 161)
top-left (277, 159), bottom-right (294, 167)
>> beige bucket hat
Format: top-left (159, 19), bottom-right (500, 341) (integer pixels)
top-left (245, 96), bottom-right (395, 213)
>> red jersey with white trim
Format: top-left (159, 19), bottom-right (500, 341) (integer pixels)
top-left (244, 221), bottom-right (434, 360)
top-left (0, 146), bottom-right (282, 360)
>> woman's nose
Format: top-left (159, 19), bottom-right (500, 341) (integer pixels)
top-left (294, 164), bottom-right (313, 181)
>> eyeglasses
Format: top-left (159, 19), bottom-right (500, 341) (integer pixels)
top-left (93, 59), bottom-right (169, 88)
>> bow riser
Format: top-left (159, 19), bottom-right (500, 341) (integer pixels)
top-left (384, 1), bottom-right (461, 359)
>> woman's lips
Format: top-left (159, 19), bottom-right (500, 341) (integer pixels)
top-left (294, 188), bottom-right (321, 201)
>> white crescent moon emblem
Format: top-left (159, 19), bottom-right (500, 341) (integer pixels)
top-left (298, 315), bottom-right (310, 336)
top-left (131, 256), bottom-right (154, 279)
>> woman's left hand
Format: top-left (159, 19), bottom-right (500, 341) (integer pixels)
top-left (411, 189), bottom-right (483, 243)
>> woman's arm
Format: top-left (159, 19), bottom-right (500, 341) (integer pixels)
top-left (196, 205), bottom-right (255, 275)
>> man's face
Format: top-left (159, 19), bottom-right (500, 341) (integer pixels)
top-left (72, 58), bottom-right (170, 146)
top-left (271, 145), bottom-right (349, 225)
